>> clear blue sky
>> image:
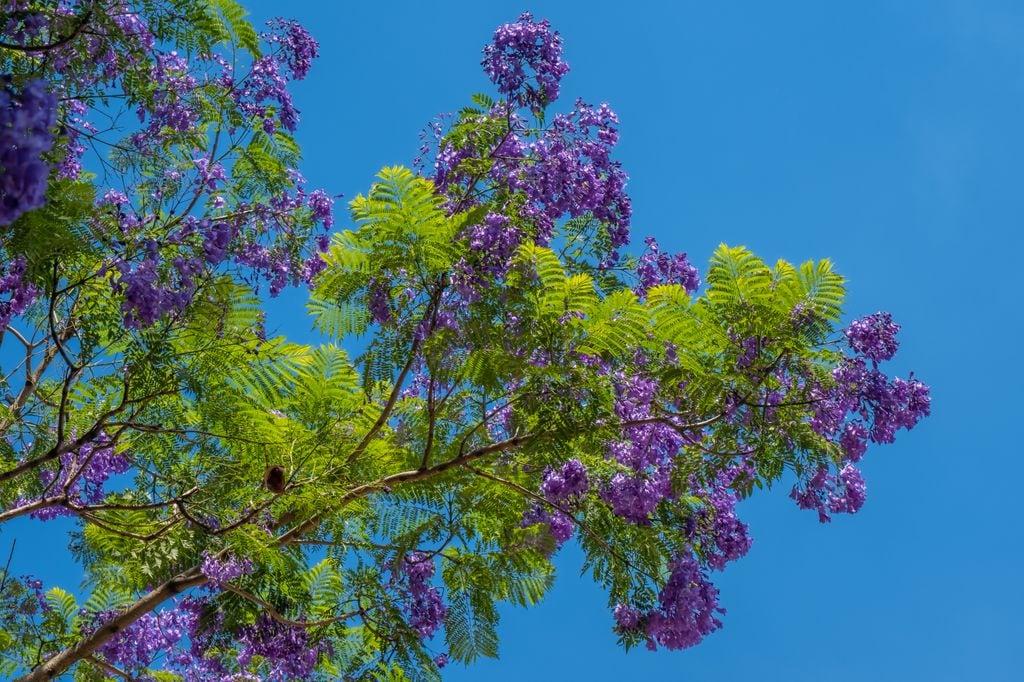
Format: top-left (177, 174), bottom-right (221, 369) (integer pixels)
top-left (9, 1), bottom-right (1022, 679)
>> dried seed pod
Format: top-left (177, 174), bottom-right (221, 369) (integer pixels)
top-left (263, 465), bottom-right (286, 494)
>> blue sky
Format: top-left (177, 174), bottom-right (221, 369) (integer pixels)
top-left (7, 1), bottom-right (1022, 679)
top-left (239, 1), bottom-right (1017, 679)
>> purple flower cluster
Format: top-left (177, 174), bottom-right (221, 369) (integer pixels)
top-left (645, 554), bottom-right (724, 650)
top-left (175, 19), bottom-right (317, 138)
top-left (262, 19), bottom-right (320, 81)
top-left (367, 278), bottom-right (392, 325)
top-left (20, 575), bottom-right (50, 613)
top-left (452, 212), bottom-right (523, 302)
top-left (93, 607), bottom-right (190, 671)
top-left (21, 433), bottom-right (130, 521)
top-left (0, 78), bottom-right (57, 225)
top-left (238, 613), bottom-right (323, 680)
top-left (791, 312), bottom-right (929, 520)
top-left (419, 16), bottom-right (633, 272)
top-left (597, 373), bottom-right (685, 523)
top-left (790, 463), bottom-right (867, 523)
top-left (1, 5), bottom-right (47, 47)
top-left (200, 552), bottom-right (253, 588)
top-left (692, 468), bottom-right (752, 571)
top-left (609, 374), bottom-right (682, 471)
top-left (109, 171), bottom-right (333, 327)
top-left (734, 336), bottom-right (760, 369)
top-left (482, 12), bottom-right (570, 113)
top-left (83, 597), bottom-right (241, 679)
top-left (601, 470), bottom-right (672, 524)
top-left (400, 552), bottom-right (447, 640)
top-left (634, 237), bottom-right (701, 296)
top-left (810, 356), bottom-right (930, 453)
top-left (516, 99), bottom-right (632, 248)
top-left (522, 505), bottom-right (575, 547)
top-left (845, 311), bottom-right (900, 363)
top-left (0, 254), bottom-right (40, 330)
top-left (614, 553), bottom-right (724, 651)
top-left (540, 459), bottom-right (589, 501)
top-left (145, 51), bottom-right (197, 134)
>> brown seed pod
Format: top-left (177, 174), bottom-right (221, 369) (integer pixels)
top-left (263, 465), bottom-right (287, 494)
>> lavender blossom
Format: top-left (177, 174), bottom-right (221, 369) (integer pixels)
top-left (200, 552), bottom-right (253, 588)
top-left (0, 254), bottom-right (40, 330)
top-left (0, 78), bottom-right (57, 225)
top-left (642, 553), bottom-right (724, 650)
top-left (845, 312), bottom-right (900, 363)
top-left (482, 12), bottom-right (570, 113)
top-left (540, 459), bottom-right (589, 501)
top-left (634, 237), bottom-right (701, 296)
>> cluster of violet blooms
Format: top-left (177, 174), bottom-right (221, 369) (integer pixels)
top-left (0, 249), bottom-right (39, 330)
top-left (108, 16), bottom-right (333, 328)
top-left (11, 432), bottom-right (131, 520)
top-left (0, 77), bottom-right (55, 330)
top-left (791, 311), bottom-right (930, 522)
top-left (597, 364), bottom-right (753, 650)
top-left (86, 594), bottom-right (315, 681)
top-left (395, 552), bottom-right (448, 644)
top-left (403, 12), bottom-right (656, 331)
top-left (1, 4), bottom-right (336, 331)
top-left (523, 458), bottom-right (589, 548)
top-left (0, 77), bottom-right (57, 226)
top-left (81, 552), bottom-right (324, 680)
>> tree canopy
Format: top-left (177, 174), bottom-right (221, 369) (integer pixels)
top-left (0, 4), bottom-right (930, 680)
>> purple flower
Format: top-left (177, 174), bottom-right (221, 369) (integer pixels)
top-left (845, 312), bottom-right (900, 363)
top-left (263, 19), bottom-right (320, 81)
top-left (238, 613), bottom-right (324, 680)
top-left (806, 352), bottom-right (930, 477)
top-left (0, 78), bottom-right (57, 225)
top-left (93, 607), bottom-right (190, 671)
top-left (520, 505), bottom-right (575, 551)
top-left (516, 99), bottom-right (632, 248)
top-left (613, 603), bottom-right (643, 631)
top-left (19, 432), bottom-right (130, 520)
top-left (828, 464), bottom-right (867, 515)
top-left (307, 188), bottom-right (334, 227)
top-left (482, 12), bottom-right (570, 113)
top-left (547, 511), bottom-right (574, 543)
top-left (0, 254), bottom-right (40, 330)
top-left (540, 459), bottom-right (589, 501)
top-left (402, 552), bottom-right (436, 583)
top-left (200, 552), bottom-right (253, 587)
top-left (698, 470), bottom-right (752, 570)
top-left (640, 553), bottom-right (724, 651)
top-left (790, 463), bottom-right (868, 522)
top-left (634, 237), bottom-right (700, 296)
top-left (602, 469), bottom-right (672, 524)
top-left (394, 552), bottom-right (447, 640)
top-left (367, 279), bottom-right (391, 325)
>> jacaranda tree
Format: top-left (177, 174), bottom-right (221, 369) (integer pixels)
top-left (0, 4), bottom-right (930, 680)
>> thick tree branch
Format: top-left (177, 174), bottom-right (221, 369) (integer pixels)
top-left (0, 10), bottom-right (92, 52)
top-left (18, 567), bottom-right (207, 682)
top-left (17, 431), bottom-right (538, 680)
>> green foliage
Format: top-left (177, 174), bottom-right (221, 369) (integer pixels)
top-left (206, 0), bottom-right (262, 59)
